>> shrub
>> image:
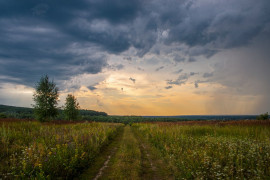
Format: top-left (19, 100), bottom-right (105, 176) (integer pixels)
top-left (257, 112), bottom-right (269, 120)
top-left (0, 113), bottom-right (7, 118)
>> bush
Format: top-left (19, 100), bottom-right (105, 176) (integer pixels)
top-left (0, 113), bottom-right (7, 118)
top-left (257, 112), bottom-right (269, 120)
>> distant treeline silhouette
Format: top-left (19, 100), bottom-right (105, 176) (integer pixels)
top-left (0, 104), bottom-right (107, 120)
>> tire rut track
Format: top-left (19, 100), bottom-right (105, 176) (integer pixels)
top-left (78, 127), bottom-right (124, 180)
top-left (93, 147), bottom-right (117, 180)
top-left (139, 142), bottom-right (159, 180)
top-left (133, 128), bottom-right (174, 180)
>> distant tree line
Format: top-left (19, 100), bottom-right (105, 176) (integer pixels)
top-left (2, 104), bottom-right (268, 124)
top-left (0, 105), bottom-right (34, 119)
top-left (0, 104), bottom-right (107, 120)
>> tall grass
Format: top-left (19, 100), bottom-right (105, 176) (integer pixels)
top-left (133, 123), bottom-right (270, 179)
top-left (0, 121), bottom-right (122, 179)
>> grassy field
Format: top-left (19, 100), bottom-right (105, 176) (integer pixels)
top-left (1, 119), bottom-right (270, 179)
top-left (0, 121), bottom-right (122, 179)
top-left (133, 121), bottom-right (270, 179)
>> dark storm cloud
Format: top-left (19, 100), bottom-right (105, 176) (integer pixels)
top-left (194, 82), bottom-right (199, 88)
top-left (69, 85), bottom-right (81, 91)
top-left (164, 0), bottom-right (270, 49)
top-left (167, 73), bottom-right (189, 86)
top-left (165, 86), bottom-right (173, 89)
top-left (188, 57), bottom-right (196, 63)
top-left (0, 0), bottom-right (270, 86)
top-left (129, 77), bottom-right (136, 83)
top-left (123, 57), bottom-right (132, 61)
top-left (155, 66), bottom-right (164, 71)
top-left (203, 72), bottom-right (214, 78)
top-left (87, 86), bottom-right (97, 91)
top-left (190, 72), bottom-right (198, 76)
top-left (173, 55), bottom-right (185, 63)
top-left (0, 0), bottom-right (143, 86)
top-left (0, 17), bottom-right (107, 85)
top-left (173, 69), bottom-right (183, 74)
top-left (32, 4), bottom-right (49, 16)
top-left (137, 67), bottom-right (144, 71)
top-left (167, 71), bottom-right (199, 86)
top-left (108, 64), bottom-right (124, 71)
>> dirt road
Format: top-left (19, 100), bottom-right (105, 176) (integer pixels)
top-left (79, 125), bottom-right (172, 180)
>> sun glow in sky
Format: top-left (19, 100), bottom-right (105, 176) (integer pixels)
top-left (0, 0), bottom-right (270, 115)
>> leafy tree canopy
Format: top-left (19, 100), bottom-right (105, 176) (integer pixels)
top-left (33, 75), bottom-right (59, 122)
top-left (64, 94), bottom-right (80, 121)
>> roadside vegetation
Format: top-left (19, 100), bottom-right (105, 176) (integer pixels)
top-left (0, 121), bottom-right (122, 179)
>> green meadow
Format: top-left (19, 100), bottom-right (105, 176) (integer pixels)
top-left (1, 120), bottom-right (270, 179)
top-left (133, 122), bottom-right (270, 179)
top-left (0, 121), bottom-right (122, 179)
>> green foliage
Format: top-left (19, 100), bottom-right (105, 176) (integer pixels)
top-left (33, 75), bottom-right (59, 122)
top-left (0, 121), bottom-right (122, 179)
top-left (133, 123), bottom-right (270, 179)
top-left (0, 112), bottom-right (7, 118)
top-left (0, 105), bottom-right (34, 119)
top-left (64, 94), bottom-right (80, 121)
top-left (80, 109), bottom-right (107, 117)
top-left (257, 112), bottom-right (269, 120)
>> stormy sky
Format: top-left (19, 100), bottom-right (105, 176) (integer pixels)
top-left (0, 0), bottom-right (270, 115)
